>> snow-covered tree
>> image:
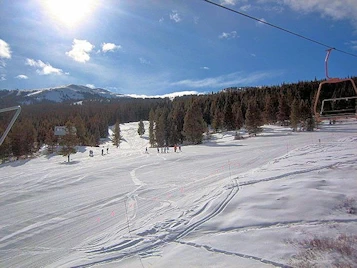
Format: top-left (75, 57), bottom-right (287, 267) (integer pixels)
top-left (245, 101), bottom-right (263, 135)
top-left (59, 121), bottom-right (78, 162)
top-left (183, 100), bottom-right (206, 144)
top-left (112, 120), bottom-right (121, 147)
top-left (290, 99), bottom-right (300, 131)
top-left (138, 120), bottom-right (145, 137)
top-left (263, 95), bottom-right (277, 124)
top-left (149, 109), bottom-right (156, 147)
top-left (232, 101), bottom-right (244, 130)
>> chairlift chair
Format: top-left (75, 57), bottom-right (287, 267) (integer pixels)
top-left (313, 49), bottom-right (357, 122)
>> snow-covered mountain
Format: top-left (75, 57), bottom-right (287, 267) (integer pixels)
top-left (0, 84), bottom-right (130, 104)
top-left (0, 84), bottom-right (201, 105)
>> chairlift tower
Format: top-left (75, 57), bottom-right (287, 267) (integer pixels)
top-left (0, 106), bottom-right (21, 146)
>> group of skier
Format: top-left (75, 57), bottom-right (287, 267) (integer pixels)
top-left (147, 144), bottom-right (182, 154)
top-left (89, 147), bottom-right (109, 157)
top-left (173, 144), bottom-right (182, 152)
top-left (89, 145), bottom-right (182, 156)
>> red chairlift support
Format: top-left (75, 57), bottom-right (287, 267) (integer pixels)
top-left (313, 49), bottom-right (357, 121)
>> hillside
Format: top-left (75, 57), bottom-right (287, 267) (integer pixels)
top-left (0, 84), bottom-right (203, 105)
top-left (1, 120), bottom-right (356, 267)
top-left (0, 84), bottom-right (129, 105)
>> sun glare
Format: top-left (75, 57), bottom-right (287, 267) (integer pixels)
top-left (44, 0), bottom-right (97, 27)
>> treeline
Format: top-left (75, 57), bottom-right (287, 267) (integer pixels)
top-left (148, 81), bottom-right (317, 147)
top-left (0, 98), bottom-right (168, 159)
top-left (1, 77), bottom-right (356, 159)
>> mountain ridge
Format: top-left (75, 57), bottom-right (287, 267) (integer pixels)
top-left (0, 84), bottom-right (200, 105)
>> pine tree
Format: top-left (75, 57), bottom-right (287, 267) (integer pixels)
top-left (245, 101), bottom-right (263, 135)
top-left (183, 101), bottom-right (206, 144)
top-left (138, 120), bottom-right (145, 137)
top-left (290, 99), bottom-right (300, 131)
top-left (212, 109), bottom-right (224, 132)
top-left (94, 127), bottom-right (101, 146)
top-left (112, 120), bottom-right (121, 147)
top-left (171, 101), bottom-right (185, 144)
top-left (59, 121), bottom-right (78, 162)
top-left (74, 115), bottom-right (87, 145)
top-left (277, 95), bottom-right (290, 124)
top-left (299, 100), bottom-right (311, 121)
top-left (263, 95), bottom-right (277, 124)
top-left (232, 101), bottom-right (244, 130)
top-left (305, 117), bottom-right (315, 131)
top-left (223, 95), bottom-right (234, 130)
top-left (45, 128), bottom-right (56, 154)
top-left (149, 109), bottom-right (156, 147)
top-left (155, 109), bottom-right (167, 147)
top-left (37, 120), bottom-right (50, 148)
top-left (10, 120), bottom-right (36, 158)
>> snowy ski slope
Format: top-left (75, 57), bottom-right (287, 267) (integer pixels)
top-left (1, 121), bottom-right (356, 267)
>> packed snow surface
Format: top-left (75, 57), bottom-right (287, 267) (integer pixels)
top-left (1, 121), bottom-right (357, 267)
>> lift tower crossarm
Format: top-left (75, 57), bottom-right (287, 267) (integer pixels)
top-left (0, 106), bottom-right (21, 146)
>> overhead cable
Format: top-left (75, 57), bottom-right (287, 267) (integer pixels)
top-left (202, 0), bottom-right (357, 58)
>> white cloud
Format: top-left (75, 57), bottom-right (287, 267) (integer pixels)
top-left (265, 5), bottom-right (284, 13)
top-left (265, 0), bottom-right (357, 27)
top-left (219, 31), bottom-right (238, 39)
top-left (66, 39), bottom-right (94, 63)
top-left (256, 18), bottom-right (267, 26)
top-left (240, 4), bottom-right (252, 11)
top-left (139, 57), bottom-right (151, 65)
top-left (102, 43), bottom-right (121, 53)
top-left (0, 39), bottom-right (11, 59)
top-left (159, 17), bottom-right (164, 23)
top-left (25, 58), bottom-right (64, 75)
top-left (201, 66), bottom-right (210, 70)
top-left (127, 91), bottom-right (200, 99)
top-left (281, 0), bottom-right (356, 20)
top-left (171, 71), bottom-right (279, 89)
top-left (86, 84), bottom-right (95, 88)
top-left (220, 0), bottom-right (238, 6)
top-left (239, 4), bottom-right (284, 13)
top-left (16, 74), bottom-right (28, 79)
top-left (347, 40), bottom-right (357, 50)
top-left (170, 10), bottom-right (181, 23)
top-left (0, 75), bottom-right (6, 81)
top-left (251, 53), bottom-right (257, 57)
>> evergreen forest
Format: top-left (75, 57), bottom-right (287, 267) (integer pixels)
top-left (1, 77), bottom-right (356, 160)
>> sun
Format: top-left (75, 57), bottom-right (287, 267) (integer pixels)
top-left (44, 0), bottom-right (97, 27)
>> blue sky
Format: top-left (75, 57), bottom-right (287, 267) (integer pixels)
top-left (1, 0), bottom-right (357, 95)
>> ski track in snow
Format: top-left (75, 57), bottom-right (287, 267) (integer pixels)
top-left (71, 184), bottom-right (241, 268)
top-left (238, 158), bottom-right (357, 187)
top-left (76, 127), bottom-right (356, 267)
top-left (1, 121), bottom-right (357, 267)
top-left (174, 240), bottom-right (292, 268)
top-left (75, 153), bottom-right (356, 267)
top-left (205, 219), bottom-right (357, 236)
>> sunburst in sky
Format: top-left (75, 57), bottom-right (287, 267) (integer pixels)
top-left (43, 0), bottom-right (98, 27)
top-left (1, 0), bottom-right (357, 94)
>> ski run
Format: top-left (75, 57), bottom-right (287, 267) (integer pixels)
top-left (1, 120), bottom-right (357, 267)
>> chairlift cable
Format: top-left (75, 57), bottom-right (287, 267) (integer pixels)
top-left (202, 0), bottom-right (357, 58)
